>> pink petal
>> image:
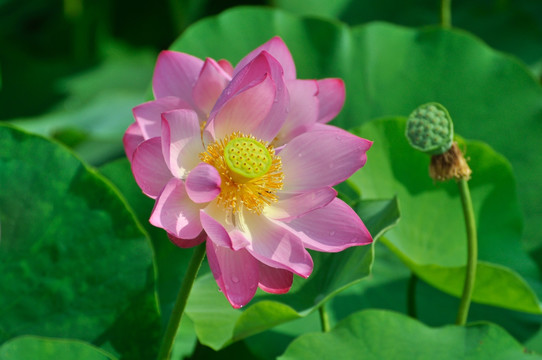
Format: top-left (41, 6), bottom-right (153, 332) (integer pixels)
top-left (168, 231), bottom-right (206, 248)
top-left (229, 228), bottom-right (251, 251)
top-left (206, 241), bottom-right (259, 308)
top-left (210, 74), bottom-right (275, 141)
top-left (218, 59), bottom-right (234, 76)
top-left (243, 211), bottom-right (313, 278)
top-left (201, 203), bottom-right (250, 250)
top-left (264, 187), bottom-right (337, 221)
top-left (132, 137), bottom-right (171, 199)
top-left (123, 122), bottom-right (144, 162)
top-left (199, 209), bottom-right (232, 248)
top-left (280, 129), bottom-right (373, 192)
top-left (233, 36), bottom-right (296, 80)
top-left (208, 51), bottom-right (288, 142)
top-left (149, 178), bottom-right (203, 239)
top-left (274, 79), bottom-right (319, 146)
top-left (316, 78), bottom-right (345, 124)
top-left (185, 163), bottom-right (221, 203)
top-left (286, 198), bottom-right (373, 252)
top-left (192, 58), bottom-right (232, 117)
top-left (161, 109), bottom-right (204, 178)
top-left (258, 262), bottom-right (293, 294)
top-left (133, 97), bottom-right (191, 139)
top-left (152, 50), bottom-right (204, 102)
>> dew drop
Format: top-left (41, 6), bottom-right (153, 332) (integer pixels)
top-left (232, 276), bottom-right (240, 283)
top-left (329, 230), bottom-right (336, 236)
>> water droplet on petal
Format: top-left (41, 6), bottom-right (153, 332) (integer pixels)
top-left (350, 236), bottom-right (359, 243)
top-left (232, 276), bottom-right (239, 283)
top-left (329, 231), bottom-right (336, 236)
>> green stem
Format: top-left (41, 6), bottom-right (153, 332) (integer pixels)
top-left (157, 242), bottom-right (206, 360)
top-left (440, 0), bottom-right (452, 28)
top-left (319, 304), bottom-right (331, 332)
top-left (455, 178), bottom-right (477, 325)
top-left (407, 272), bottom-right (418, 319)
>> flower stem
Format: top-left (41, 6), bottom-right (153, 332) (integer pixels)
top-left (157, 242), bottom-right (206, 360)
top-left (319, 304), bottom-right (331, 332)
top-left (440, 0), bottom-right (452, 28)
top-left (455, 178), bottom-right (477, 325)
top-left (407, 272), bottom-right (418, 319)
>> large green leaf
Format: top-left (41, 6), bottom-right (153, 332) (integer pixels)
top-left (244, 241), bottom-right (542, 360)
top-left (330, 242), bottom-right (542, 339)
top-left (0, 336), bottom-right (118, 360)
top-left (0, 125), bottom-right (160, 359)
top-left (273, 0), bottom-right (542, 70)
top-left (349, 117), bottom-right (541, 313)
top-left (184, 198), bottom-right (399, 350)
top-left (279, 309), bottom-right (542, 360)
top-left (171, 5), bottom-right (542, 253)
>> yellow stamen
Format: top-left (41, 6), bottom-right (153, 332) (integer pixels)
top-left (200, 132), bottom-right (283, 215)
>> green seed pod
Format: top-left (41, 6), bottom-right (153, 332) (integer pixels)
top-left (405, 102), bottom-right (454, 155)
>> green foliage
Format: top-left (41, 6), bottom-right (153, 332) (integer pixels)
top-left (349, 117), bottom-right (541, 313)
top-left (273, 0), bottom-right (542, 69)
top-left (171, 7), bottom-right (542, 252)
top-left (0, 336), bottom-right (118, 360)
top-left (0, 125), bottom-right (160, 359)
top-left (2, 2), bottom-right (542, 359)
top-left (279, 309), bottom-right (542, 360)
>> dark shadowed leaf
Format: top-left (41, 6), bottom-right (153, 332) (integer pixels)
top-left (0, 125), bottom-right (160, 359)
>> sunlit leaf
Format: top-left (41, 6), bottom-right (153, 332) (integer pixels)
top-left (279, 309), bottom-right (542, 360)
top-left (171, 5), bottom-right (542, 254)
top-left (349, 117), bottom-right (541, 314)
top-left (273, 0), bottom-right (542, 70)
top-left (0, 336), bottom-right (118, 360)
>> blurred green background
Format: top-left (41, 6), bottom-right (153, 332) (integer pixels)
top-left (1, 0), bottom-right (540, 247)
top-left (1, 0), bottom-right (542, 358)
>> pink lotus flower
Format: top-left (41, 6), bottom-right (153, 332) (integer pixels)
top-left (124, 37), bottom-right (373, 308)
